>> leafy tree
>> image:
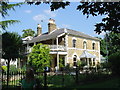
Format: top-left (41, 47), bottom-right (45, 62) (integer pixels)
top-left (0, 2), bottom-right (23, 30)
top-left (100, 32), bottom-right (120, 57)
top-left (28, 43), bottom-right (51, 72)
top-left (22, 29), bottom-right (35, 38)
top-left (2, 32), bottom-right (22, 86)
top-left (26, 1), bottom-right (120, 34)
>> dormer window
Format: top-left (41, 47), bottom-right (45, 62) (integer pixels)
top-left (92, 43), bottom-right (95, 50)
top-left (73, 39), bottom-right (76, 48)
top-left (83, 41), bottom-right (87, 49)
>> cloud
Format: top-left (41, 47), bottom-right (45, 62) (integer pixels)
top-left (33, 14), bottom-right (47, 22)
top-left (24, 10), bottom-right (32, 13)
top-left (44, 10), bottom-right (56, 17)
top-left (60, 24), bottom-right (71, 28)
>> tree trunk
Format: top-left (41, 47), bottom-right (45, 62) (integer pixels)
top-left (7, 59), bottom-right (10, 88)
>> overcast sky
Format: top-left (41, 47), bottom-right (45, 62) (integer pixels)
top-left (2, 2), bottom-right (106, 38)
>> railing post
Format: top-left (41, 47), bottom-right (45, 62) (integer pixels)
top-left (44, 71), bottom-right (47, 88)
top-left (75, 65), bottom-right (79, 84)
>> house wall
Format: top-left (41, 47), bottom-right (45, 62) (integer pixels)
top-left (67, 35), bottom-right (100, 67)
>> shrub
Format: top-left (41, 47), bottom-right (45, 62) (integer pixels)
top-left (2, 65), bottom-right (7, 73)
top-left (9, 65), bottom-right (18, 74)
top-left (109, 51), bottom-right (120, 76)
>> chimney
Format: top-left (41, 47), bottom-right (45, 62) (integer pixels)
top-left (48, 18), bottom-right (56, 33)
top-left (37, 24), bottom-right (42, 36)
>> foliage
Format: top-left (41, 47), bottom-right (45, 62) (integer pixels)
top-left (109, 51), bottom-right (120, 76)
top-left (59, 58), bottom-right (65, 69)
top-left (0, 2), bottom-right (23, 17)
top-left (0, 20), bottom-right (20, 30)
top-left (0, 2), bottom-right (23, 30)
top-left (77, 2), bottom-right (120, 34)
top-left (28, 43), bottom-right (51, 72)
top-left (26, 1), bottom-right (120, 34)
top-left (22, 29), bottom-right (35, 38)
top-left (21, 65), bottom-right (27, 72)
top-left (2, 32), bottom-right (23, 59)
top-left (100, 32), bottom-right (120, 57)
top-left (2, 65), bottom-right (7, 72)
top-left (9, 65), bottom-right (18, 73)
top-left (2, 32), bottom-right (23, 85)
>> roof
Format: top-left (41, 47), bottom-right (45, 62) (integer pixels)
top-left (26, 28), bottom-right (100, 44)
top-left (80, 50), bottom-right (96, 58)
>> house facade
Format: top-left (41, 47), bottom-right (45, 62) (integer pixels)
top-left (23, 18), bottom-right (100, 70)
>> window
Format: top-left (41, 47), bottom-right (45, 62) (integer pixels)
top-left (93, 58), bottom-right (95, 66)
top-left (73, 39), bottom-right (76, 48)
top-left (83, 41), bottom-right (87, 49)
top-left (73, 55), bottom-right (77, 66)
top-left (92, 43), bottom-right (95, 50)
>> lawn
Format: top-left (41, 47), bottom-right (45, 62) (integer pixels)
top-left (68, 77), bottom-right (120, 88)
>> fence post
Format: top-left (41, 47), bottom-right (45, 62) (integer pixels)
top-left (75, 65), bottom-right (78, 84)
top-left (44, 71), bottom-right (47, 88)
top-left (2, 70), bottom-right (3, 86)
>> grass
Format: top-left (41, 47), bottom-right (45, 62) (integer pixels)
top-left (2, 73), bottom-right (120, 89)
top-left (47, 74), bottom-right (75, 87)
top-left (69, 77), bottom-right (120, 88)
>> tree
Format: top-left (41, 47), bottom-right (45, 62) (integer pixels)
top-left (2, 32), bottom-right (22, 86)
top-left (26, 1), bottom-right (120, 34)
top-left (22, 29), bottom-right (35, 38)
top-left (0, 2), bottom-right (23, 30)
top-left (100, 32), bottom-right (120, 57)
top-left (28, 43), bottom-right (51, 72)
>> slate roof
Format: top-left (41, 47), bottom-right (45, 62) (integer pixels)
top-left (26, 28), bottom-right (100, 44)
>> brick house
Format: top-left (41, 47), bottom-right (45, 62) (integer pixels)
top-left (23, 18), bottom-right (100, 70)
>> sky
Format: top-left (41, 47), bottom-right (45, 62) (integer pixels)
top-left (2, 2), bottom-right (106, 38)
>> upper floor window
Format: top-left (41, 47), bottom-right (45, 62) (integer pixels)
top-left (73, 39), bottom-right (76, 48)
top-left (83, 41), bottom-right (87, 49)
top-left (92, 43), bottom-right (95, 50)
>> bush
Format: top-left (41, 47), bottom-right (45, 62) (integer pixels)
top-left (2, 65), bottom-right (7, 73)
top-left (109, 51), bottom-right (120, 76)
top-left (20, 65), bottom-right (26, 72)
top-left (9, 65), bottom-right (18, 74)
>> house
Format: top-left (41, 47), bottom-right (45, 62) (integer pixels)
top-left (23, 18), bottom-right (100, 70)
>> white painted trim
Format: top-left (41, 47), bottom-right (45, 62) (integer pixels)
top-left (49, 51), bottom-right (67, 55)
top-left (67, 47), bottom-right (99, 52)
top-left (57, 33), bottom-right (65, 38)
top-left (92, 40), bottom-right (96, 44)
top-left (72, 52), bottom-right (79, 60)
top-left (83, 39), bottom-right (87, 49)
top-left (58, 52), bottom-right (67, 55)
top-left (49, 29), bottom-right (57, 34)
top-left (72, 37), bottom-right (77, 40)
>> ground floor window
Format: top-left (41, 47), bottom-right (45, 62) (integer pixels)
top-left (93, 58), bottom-right (95, 66)
top-left (73, 55), bottom-right (77, 66)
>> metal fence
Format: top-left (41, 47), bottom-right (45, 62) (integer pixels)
top-left (2, 67), bottom-right (109, 88)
